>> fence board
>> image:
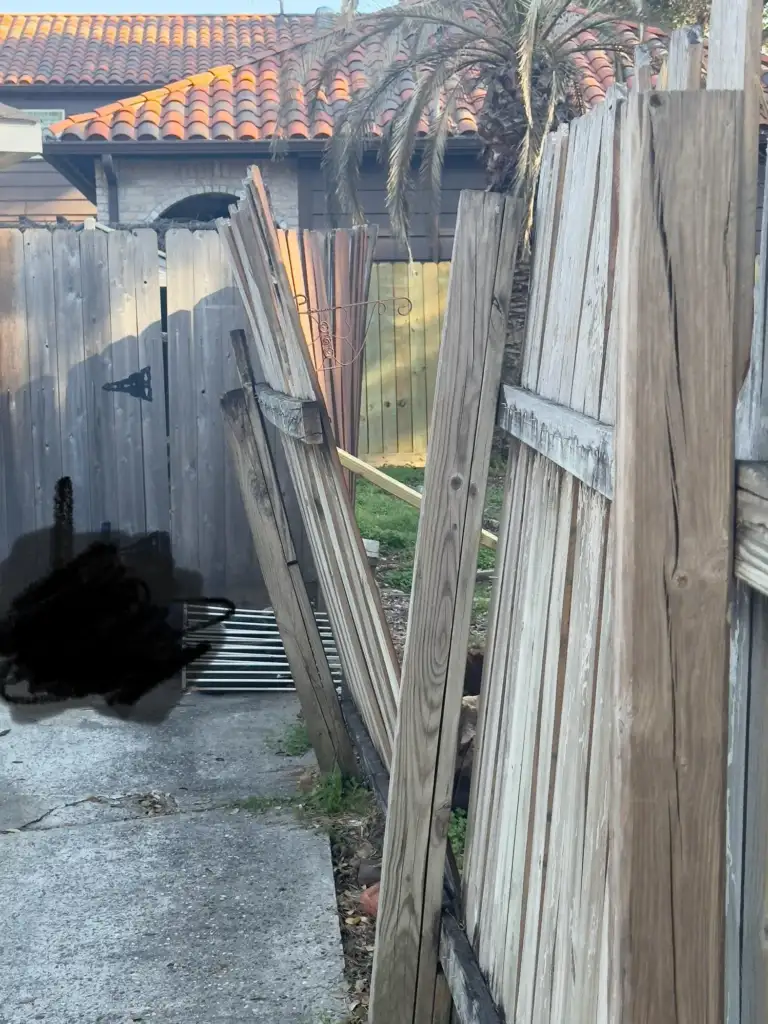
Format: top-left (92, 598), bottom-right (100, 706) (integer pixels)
top-left (134, 229), bottom-right (168, 536)
top-left (614, 89), bottom-right (739, 1024)
top-left (0, 230), bottom-right (32, 564)
top-left (375, 262), bottom-right (399, 457)
top-left (424, 261), bottom-right (442, 420)
top-left (24, 229), bottom-right (62, 532)
top-left (409, 262), bottom-right (428, 454)
top-left (52, 230), bottom-right (90, 535)
top-left (79, 227), bottom-right (118, 533)
top-left (107, 230), bottom-right (145, 537)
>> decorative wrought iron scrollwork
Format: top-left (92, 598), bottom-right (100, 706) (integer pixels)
top-left (294, 294), bottom-right (413, 368)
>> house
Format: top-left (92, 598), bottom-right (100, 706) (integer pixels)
top-left (0, 10), bottom-right (714, 262)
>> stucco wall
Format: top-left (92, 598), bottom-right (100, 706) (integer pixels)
top-left (94, 155), bottom-right (299, 226)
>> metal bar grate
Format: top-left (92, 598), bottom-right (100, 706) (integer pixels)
top-left (183, 603), bottom-right (342, 692)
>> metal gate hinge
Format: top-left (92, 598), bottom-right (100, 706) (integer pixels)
top-left (102, 366), bottom-right (152, 402)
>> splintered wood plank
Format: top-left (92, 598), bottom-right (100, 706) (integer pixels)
top-left (220, 168), bottom-right (400, 767)
top-left (570, 87), bottom-right (624, 417)
top-left (666, 25), bottom-right (703, 90)
top-left (107, 230), bottom-right (145, 537)
top-left (79, 226), bottom-right (118, 534)
top-left (409, 262), bottom-right (429, 456)
top-left (613, 90), bottom-right (739, 1024)
top-left (165, 229), bottom-right (199, 577)
top-left (24, 229), bottom-right (62, 532)
top-left (363, 264), bottom-right (384, 458)
top-left (0, 230), bottom-right (33, 562)
top-left (376, 262), bottom-right (399, 456)
top-left (536, 107), bottom-right (603, 405)
top-left (463, 442), bottom-right (528, 946)
top-left (51, 229), bottom-right (90, 535)
top-left (368, 191), bottom-right (522, 1024)
top-left (521, 125), bottom-right (570, 392)
top-left (513, 472), bottom-right (576, 1024)
top-left (707, 0), bottom-right (762, 392)
top-left (221, 370), bottom-right (356, 778)
top-left (133, 228), bottom-right (168, 537)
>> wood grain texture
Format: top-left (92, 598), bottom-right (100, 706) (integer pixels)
top-left (497, 384), bottom-right (614, 497)
top-left (255, 385), bottom-right (323, 443)
top-left (368, 191), bottom-right (522, 1024)
top-left (221, 377), bottom-right (356, 777)
top-left (220, 168), bottom-right (400, 766)
top-left (613, 90), bottom-right (739, 1024)
top-left (707, 0), bottom-right (762, 392)
top-left (666, 26), bottom-right (703, 91)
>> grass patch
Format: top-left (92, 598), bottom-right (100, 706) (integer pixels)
top-left (231, 794), bottom-right (293, 814)
top-left (302, 766), bottom-right (373, 820)
top-left (449, 808), bottom-right (468, 872)
top-left (275, 720), bottom-right (312, 757)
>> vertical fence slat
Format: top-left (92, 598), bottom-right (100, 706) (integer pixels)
top-left (24, 229), bottom-right (62, 532)
top-left (393, 261), bottom-right (413, 457)
top-left (614, 89), bottom-right (739, 1024)
top-left (79, 226), bottom-right (118, 533)
top-left (364, 264), bottom-right (384, 457)
top-left (52, 229), bottom-right (90, 536)
top-left (409, 262), bottom-right (428, 455)
top-left (0, 229), bottom-right (32, 565)
top-left (107, 230), bottom-right (145, 537)
top-left (376, 262), bottom-right (399, 457)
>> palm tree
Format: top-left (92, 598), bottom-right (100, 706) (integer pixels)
top-left (301, 0), bottom-right (639, 380)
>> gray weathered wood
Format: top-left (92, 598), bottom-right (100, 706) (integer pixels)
top-left (613, 90), bottom-right (739, 1024)
top-left (107, 230), bottom-right (145, 537)
top-left (51, 229), bottom-right (90, 535)
top-left (24, 229), bottom-right (62, 533)
top-left (369, 192), bottom-right (523, 1024)
top-left (634, 44), bottom-right (653, 92)
top-left (256, 384), bottom-right (323, 443)
top-left (221, 378), bottom-right (356, 777)
top-left (666, 25), bottom-right (703, 91)
top-left (0, 230), bottom-right (33, 564)
top-left (79, 225), bottom-right (119, 534)
top-left (735, 463), bottom-right (768, 594)
top-left (497, 384), bottom-right (614, 497)
top-left (133, 228), bottom-right (168, 536)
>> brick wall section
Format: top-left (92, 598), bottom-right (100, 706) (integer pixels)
top-left (94, 155), bottom-right (299, 226)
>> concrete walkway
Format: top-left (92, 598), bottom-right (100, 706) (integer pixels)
top-left (0, 692), bottom-right (348, 1024)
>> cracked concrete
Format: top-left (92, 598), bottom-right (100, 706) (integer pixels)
top-left (0, 692), bottom-right (348, 1024)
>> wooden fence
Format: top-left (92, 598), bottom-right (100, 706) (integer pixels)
top-left (0, 224), bottom-right (314, 604)
top-left (359, 260), bottom-right (450, 465)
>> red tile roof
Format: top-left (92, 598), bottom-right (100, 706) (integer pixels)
top-left (0, 13), bottom-right (318, 86)
top-left (41, 16), bottom-right (768, 146)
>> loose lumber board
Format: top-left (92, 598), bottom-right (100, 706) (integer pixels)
top-left (613, 89), bottom-right (739, 1024)
top-left (219, 168), bottom-right (399, 766)
top-left (221, 370), bottom-right (356, 778)
top-left (367, 191), bottom-right (522, 1024)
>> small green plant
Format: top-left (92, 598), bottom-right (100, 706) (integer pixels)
top-left (232, 794), bottom-right (296, 814)
top-left (302, 766), bottom-right (373, 819)
top-left (276, 720), bottom-right (312, 757)
top-left (449, 809), bottom-right (468, 872)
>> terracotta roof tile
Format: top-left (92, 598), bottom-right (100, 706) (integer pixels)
top-left (39, 13), bottom-right (768, 146)
top-left (0, 13), bottom-right (316, 86)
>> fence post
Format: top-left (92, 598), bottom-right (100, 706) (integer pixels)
top-left (613, 90), bottom-right (740, 1023)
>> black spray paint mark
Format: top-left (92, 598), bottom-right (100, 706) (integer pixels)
top-left (0, 477), bottom-right (234, 724)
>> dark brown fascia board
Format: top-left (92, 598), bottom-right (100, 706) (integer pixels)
top-left (43, 135), bottom-right (482, 159)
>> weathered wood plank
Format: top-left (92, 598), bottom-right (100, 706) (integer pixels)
top-left (368, 192), bottom-right (522, 1024)
top-left (79, 225), bottom-right (118, 533)
top-left (409, 261), bottom-right (429, 456)
top-left (613, 90), bottom-right (739, 1024)
top-left (393, 261), bottom-right (413, 456)
top-left (255, 384), bottom-right (323, 443)
top-left (423, 261), bottom-right (442, 421)
top-left (707, 0), bottom-right (762, 392)
top-left (107, 230), bottom-right (145, 536)
top-left (666, 25), bottom-right (704, 90)
top-left (133, 228), bottom-right (168, 536)
top-left (634, 44), bottom-right (653, 92)
top-left (221, 373), bottom-right (356, 778)
top-left (24, 229), bottom-right (62, 533)
top-left (220, 168), bottom-right (400, 767)
top-left (363, 264), bottom-right (384, 457)
top-left (497, 384), bottom-right (614, 498)
top-left (165, 229), bottom-right (199, 577)
top-left (376, 262), bottom-right (399, 457)
top-left (0, 230), bottom-right (33, 563)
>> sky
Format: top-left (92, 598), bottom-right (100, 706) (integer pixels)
top-left (3, 0), bottom-right (342, 14)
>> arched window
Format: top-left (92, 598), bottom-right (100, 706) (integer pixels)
top-left (158, 192), bottom-right (239, 222)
